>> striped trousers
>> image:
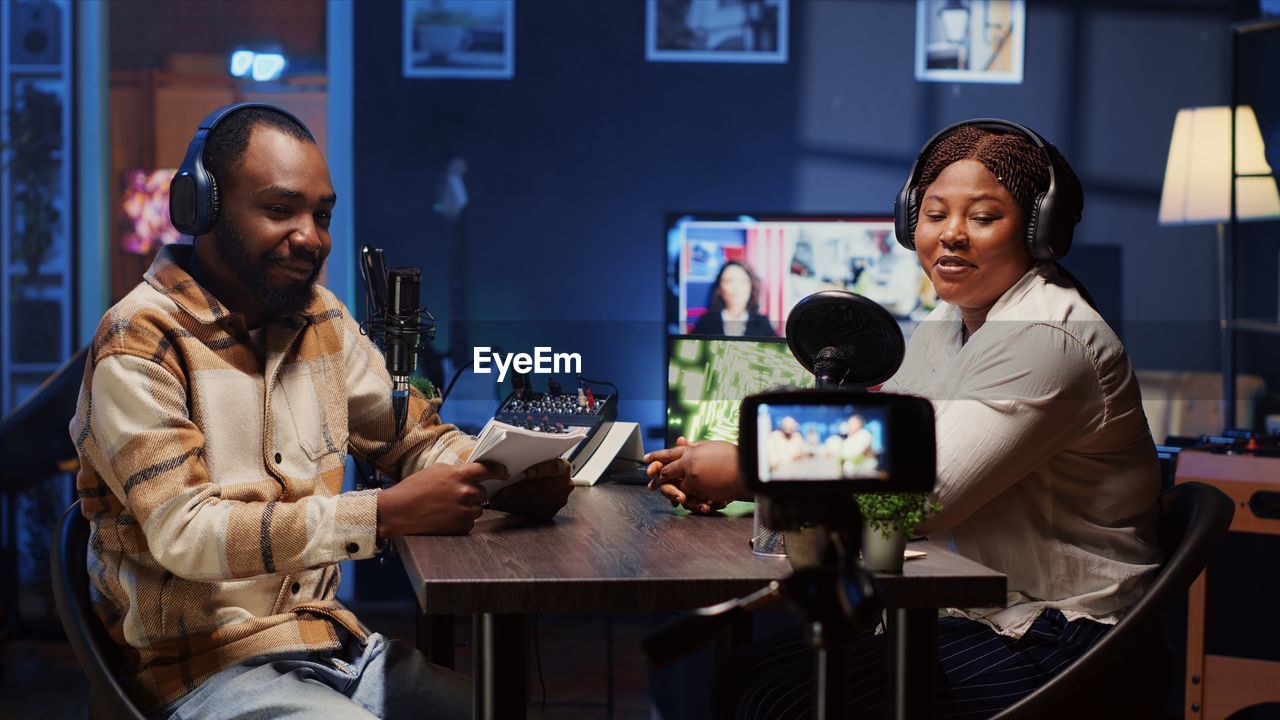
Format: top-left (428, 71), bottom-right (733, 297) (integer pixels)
top-left (712, 608), bottom-right (1108, 719)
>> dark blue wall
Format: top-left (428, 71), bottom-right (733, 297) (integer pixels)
top-left (356, 0), bottom-right (802, 434)
top-left (355, 0), bottom-right (1273, 439)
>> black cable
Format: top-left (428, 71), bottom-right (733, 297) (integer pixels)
top-left (533, 614), bottom-right (547, 713)
top-left (576, 374), bottom-right (619, 398)
top-left (439, 359), bottom-right (474, 408)
top-left (392, 394), bottom-right (409, 436)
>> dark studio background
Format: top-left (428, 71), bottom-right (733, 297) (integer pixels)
top-left (355, 0), bottom-right (1279, 435)
top-left (1, 0), bottom-right (1279, 718)
top-left (351, 4), bottom-right (1280, 714)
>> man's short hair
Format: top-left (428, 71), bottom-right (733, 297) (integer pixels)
top-left (201, 106), bottom-right (316, 186)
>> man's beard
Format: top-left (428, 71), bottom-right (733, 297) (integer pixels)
top-left (213, 215), bottom-right (320, 318)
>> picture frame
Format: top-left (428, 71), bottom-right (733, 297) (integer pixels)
top-left (403, 0), bottom-right (515, 79)
top-left (914, 0), bottom-right (1025, 84)
top-left (646, 0), bottom-right (788, 64)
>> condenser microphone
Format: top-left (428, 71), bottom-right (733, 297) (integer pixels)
top-left (386, 267), bottom-right (421, 434)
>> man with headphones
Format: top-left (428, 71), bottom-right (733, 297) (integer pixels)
top-left (647, 120), bottom-right (1161, 718)
top-left (69, 103), bottom-right (570, 718)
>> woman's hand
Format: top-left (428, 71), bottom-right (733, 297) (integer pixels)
top-left (644, 438), bottom-right (746, 514)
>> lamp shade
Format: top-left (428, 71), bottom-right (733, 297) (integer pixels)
top-left (938, 1), bottom-right (970, 44)
top-left (1158, 105), bottom-right (1280, 225)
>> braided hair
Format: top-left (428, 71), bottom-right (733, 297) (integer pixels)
top-left (917, 123), bottom-right (1096, 307)
top-left (916, 125), bottom-right (1083, 223)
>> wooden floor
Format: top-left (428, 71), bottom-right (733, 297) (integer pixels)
top-left (0, 603), bottom-right (706, 719)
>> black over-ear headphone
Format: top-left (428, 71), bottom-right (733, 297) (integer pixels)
top-left (169, 102), bottom-right (310, 237)
top-left (893, 118), bottom-right (1082, 262)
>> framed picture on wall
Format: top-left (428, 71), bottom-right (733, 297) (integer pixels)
top-left (403, 0), bottom-right (515, 79)
top-left (914, 0), bottom-right (1025, 84)
top-left (646, 0), bottom-right (789, 64)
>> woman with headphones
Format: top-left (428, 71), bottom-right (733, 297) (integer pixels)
top-left (646, 120), bottom-right (1162, 718)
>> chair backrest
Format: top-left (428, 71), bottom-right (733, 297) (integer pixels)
top-left (50, 500), bottom-right (147, 720)
top-left (0, 346), bottom-right (88, 493)
top-left (992, 481), bottom-right (1234, 720)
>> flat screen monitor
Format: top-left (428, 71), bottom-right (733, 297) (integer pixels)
top-left (665, 214), bottom-right (936, 337)
top-left (666, 335), bottom-right (815, 446)
top-left (120, 169), bottom-right (181, 255)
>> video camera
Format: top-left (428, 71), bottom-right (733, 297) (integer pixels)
top-left (645, 291), bottom-right (939, 718)
top-left (740, 388), bottom-right (935, 530)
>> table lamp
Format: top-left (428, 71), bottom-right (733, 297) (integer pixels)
top-left (1158, 105), bottom-right (1280, 427)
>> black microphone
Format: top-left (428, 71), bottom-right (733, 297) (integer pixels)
top-left (386, 267), bottom-right (421, 434)
top-left (813, 346), bottom-right (854, 388)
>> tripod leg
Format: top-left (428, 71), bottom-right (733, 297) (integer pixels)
top-left (812, 621), bottom-right (847, 720)
top-left (886, 608), bottom-right (936, 720)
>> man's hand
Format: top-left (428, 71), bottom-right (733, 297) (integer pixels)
top-left (487, 458), bottom-right (574, 520)
top-left (376, 462), bottom-right (504, 539)
top-left (644, 438), bottom-right (745, 514)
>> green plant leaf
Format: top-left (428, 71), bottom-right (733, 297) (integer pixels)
top-left (855, 492), bottom-right (940, 536)
top-left (409, 375), bottom-right (438, 399)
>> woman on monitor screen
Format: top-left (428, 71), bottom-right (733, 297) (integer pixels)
top-left (646, 120), bottom-right (1161, 719)
top-left (692, 260), bottom-right (778, 337)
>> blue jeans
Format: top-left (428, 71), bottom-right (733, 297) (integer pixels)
top-left (152, 632), bottom-right (473, 720)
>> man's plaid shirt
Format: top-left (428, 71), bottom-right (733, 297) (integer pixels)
top-left (70, 245), bottom-right (474, 711)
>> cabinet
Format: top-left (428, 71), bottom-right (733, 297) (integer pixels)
top-left (1, 0), bottom-right (73, 412)
top-left (1177, 450), bottom-right (1280, 719)
top-left (0, 0), bottom-right (74, 630)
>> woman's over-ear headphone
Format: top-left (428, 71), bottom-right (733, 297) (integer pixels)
top-left (169, 102), bottom-right (309, 237)
top-left (893, 118), bottom-right (1082, 262)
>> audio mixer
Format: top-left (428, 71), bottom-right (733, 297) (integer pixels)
top-left (494, 384), bottom-right (618, 476)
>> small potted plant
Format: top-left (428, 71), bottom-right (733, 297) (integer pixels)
top-left (856, 492), bottom-right (940, 573)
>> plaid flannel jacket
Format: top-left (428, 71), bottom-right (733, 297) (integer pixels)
top-left (70, 245), bottom-right (474, 711)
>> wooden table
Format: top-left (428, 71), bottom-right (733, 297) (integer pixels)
top-left (397, 484), bottom-right (1006, 719)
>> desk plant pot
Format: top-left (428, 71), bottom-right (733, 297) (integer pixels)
top-left (856, 492), bottom-right (939, 574)
top-left (861, 525), bottom-right (909, 573)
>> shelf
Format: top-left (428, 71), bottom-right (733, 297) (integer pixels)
top-left (1233, 319), bottom-right (1280, 337)
top-left (1231, 18), bottom-right (1280, 34)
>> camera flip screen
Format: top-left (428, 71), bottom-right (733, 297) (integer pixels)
top-left (739, 389), bottom-right (935, 495)
top-left (755, 403), bottom-right (890, 483)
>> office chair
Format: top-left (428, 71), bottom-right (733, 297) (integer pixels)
top-left (992, 481), bottom-right (1234, 720)
top-left (0, 346), bottom-right (87, 493)
top-left (1, 347), bottom-right (87, 631)
top-left (51, 500), bottom-right (147, 720)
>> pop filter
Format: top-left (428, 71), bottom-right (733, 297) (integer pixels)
top-left (784, 291), bottom-right (905, 388)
